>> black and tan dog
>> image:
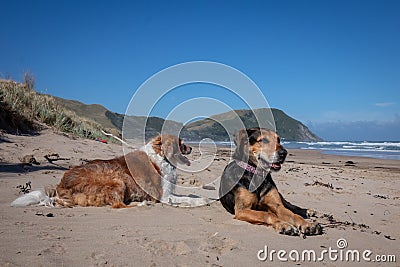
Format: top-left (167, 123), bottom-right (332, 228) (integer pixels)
top-left (219, 128), bottom-right (322, 236)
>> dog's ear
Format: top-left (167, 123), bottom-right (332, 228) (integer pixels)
top-left (232, 128), bottom-right (255, 161)
top-left (233, 128), bottom-right (260, 161)
top-left (167, 138), bottom-right (178, 158)
top-left (160, 135), bottom-right (180, 159)
top-left (152, 135), bottom-right (163, 156)
top-left (246, 128), bottom-right (260, 145)
top-left (233, 128), bottom-right (246, 146)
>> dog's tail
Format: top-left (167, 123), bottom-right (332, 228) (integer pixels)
top-left (11, 186), bottom-right (57, 207)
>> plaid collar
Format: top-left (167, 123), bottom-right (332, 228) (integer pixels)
top-left (235, 160), bottom-right (268, 177)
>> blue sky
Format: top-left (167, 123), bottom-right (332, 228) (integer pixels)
top-left (1, 0), bottom-right (399, 141)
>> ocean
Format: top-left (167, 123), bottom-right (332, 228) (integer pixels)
top-left (190, 140), bottom-right (400, 160)
top-left (282, 141), bottom-right (400, 160)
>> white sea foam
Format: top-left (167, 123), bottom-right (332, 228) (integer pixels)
top-left (190, 140), bottom-right (400, 160)
top-left (284, 141), bottom-right (400, 160)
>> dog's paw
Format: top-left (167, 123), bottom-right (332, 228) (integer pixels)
top-left (275, 222), bottom-right (299, 236)
top-left (306, 209), bottom-right (318, 218)
top-left (299, 222), bottom-right (323, 236)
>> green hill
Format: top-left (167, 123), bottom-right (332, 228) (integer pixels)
top-left (182, 109), bottom-right (321, 141)
top-left (53, 99), bottom-right (321, 142)
top-left (1, 78), bottom-right (321, 142)
top-left (52, 97), bottom-right (117, 130)
top-left (52, 99), bottom-right (183, 141)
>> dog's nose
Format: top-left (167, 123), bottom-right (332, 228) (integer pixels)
top-left (278, 148), bottom-right (287, 159)
top-left (182, 146), bottom-right (192, 155)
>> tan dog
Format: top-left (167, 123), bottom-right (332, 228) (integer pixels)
top-left (219, 128), bottom-right (322, 236)
top-left (11, 134), bottom-right (192, 208)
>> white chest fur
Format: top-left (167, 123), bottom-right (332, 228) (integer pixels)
top-left (140, 141), bottom-right (211, 207)
top-left (140, 142), bottom-right (177, 202)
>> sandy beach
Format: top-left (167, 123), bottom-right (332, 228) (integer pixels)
top-left (1, 129), bottom-right (399, 266)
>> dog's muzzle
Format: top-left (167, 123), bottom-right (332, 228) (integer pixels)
top-left (270, 148), bottom-right (287, 171)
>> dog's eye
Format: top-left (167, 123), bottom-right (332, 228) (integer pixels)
top-left (258, 138), bottom-right (269, 143)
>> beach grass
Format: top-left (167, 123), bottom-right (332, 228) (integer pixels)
top-left (0, 74), bottom-right (113, 142)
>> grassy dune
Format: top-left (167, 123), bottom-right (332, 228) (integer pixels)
top-left (0, 75), bottom-right (113, 141)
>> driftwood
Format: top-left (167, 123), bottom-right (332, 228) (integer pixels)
top-left (304, 180), bottom-right (343, 190)
top-left (101, 130), bottom-right (129, 145)
top-left (19, 155), bottom-right (40, 165)
top-left (16, 181), bottom-right (31, 194)
top-left (44, 153), bottom-right (70, 163)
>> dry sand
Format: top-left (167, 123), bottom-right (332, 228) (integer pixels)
top-left (0, 129), bottom-right (399, 266)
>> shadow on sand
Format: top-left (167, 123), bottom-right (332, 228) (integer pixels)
top-left (0, 163), bottom-right (69, 174)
